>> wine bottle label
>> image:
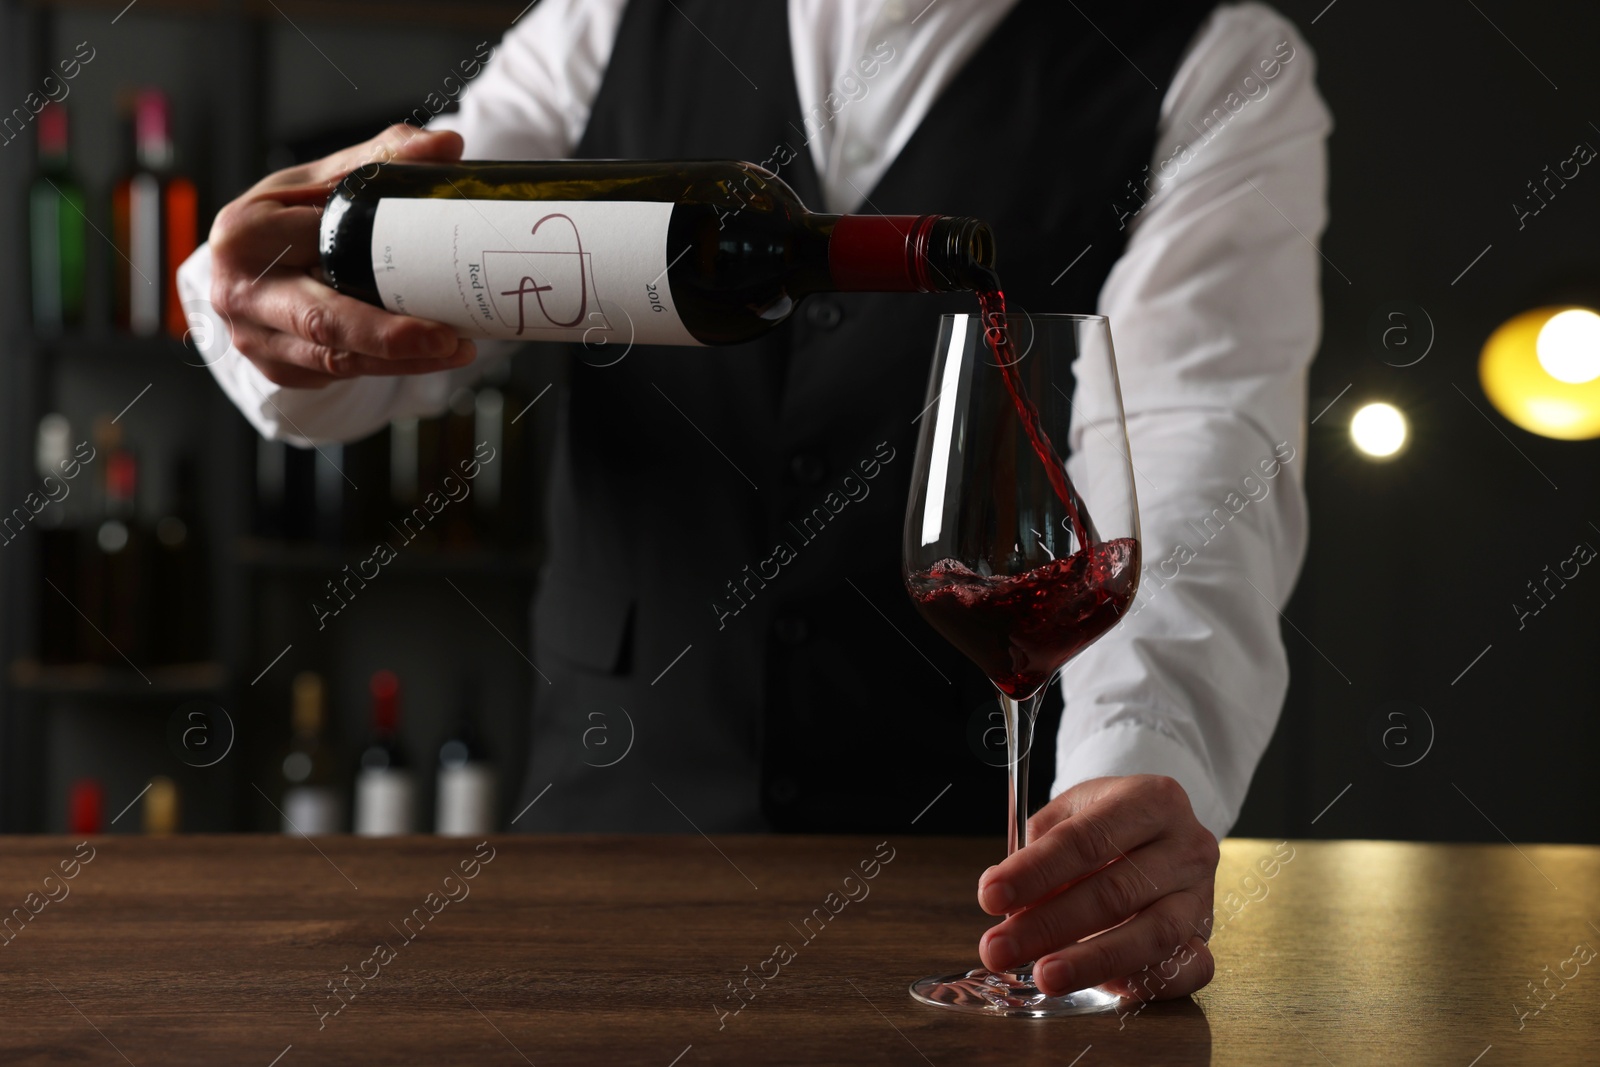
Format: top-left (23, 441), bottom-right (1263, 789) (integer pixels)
top-left (130, 174), bottom-right (162, 336)
top-left (370, 199), bottom-right (700, 346)
top-left (354, 769), bottom-right (415, 836)
top-left (435, 763), bottom-right (496, 836)
top-left (283, 786), bottom-right (345, 835)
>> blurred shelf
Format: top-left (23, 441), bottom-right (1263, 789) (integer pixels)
top-left (28, 0), bottom-right (538, 27)
top-left (235, 537), bottom-right (541, 576)
top-left (9, 658), bottom-right (227, 696)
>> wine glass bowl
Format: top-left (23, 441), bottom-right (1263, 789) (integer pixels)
top-left (902, 310), bottom-right (1140, 1016)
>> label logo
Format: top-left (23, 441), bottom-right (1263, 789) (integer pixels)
top-left (485, 213), bottom-right (614, 336)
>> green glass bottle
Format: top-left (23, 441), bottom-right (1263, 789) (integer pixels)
top-left (29, 102), bottom-right (87, 333)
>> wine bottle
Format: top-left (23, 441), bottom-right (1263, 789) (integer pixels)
top-left (438, 388), bottom-right (479, 549)
top-left (254, 440), bottom-right (319, 542)
top-left (320, 160), bottom-right (996, 346)
top-left (29, 103), bottom-right (87, 333)
top-left (434, 686), bottom-right (495, 836)
top-left (281, 672), bottom-right (345, 834)
top-left (68, 778), bottom-right (104, 835)
top-left (471, 385), bottom-right (505, 546)
top-left (353, 669), bottom-right (414, 836)
top-left (142, 776), bottom-right (179, 835)
top-left (112, 89), bottom-right (199, 338)
top-left (81, 418), bottom-right (146, 665)
top-left (312, 442), bottom-right (347, 547)
top-left (36, 414), bottom-right (81, 664)
top-left (150, 456), bottom-right (207, 664)
top-left (387, 416), bottom-right (443, 550)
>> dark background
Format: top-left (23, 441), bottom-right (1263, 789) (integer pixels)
top-left (0, 0), bottom-right (1594, 842)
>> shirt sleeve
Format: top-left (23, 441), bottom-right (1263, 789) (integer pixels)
top-left (182, 0), bottom-right (628, 445)
top-left (1050, 1), bottom-right (1332, 841)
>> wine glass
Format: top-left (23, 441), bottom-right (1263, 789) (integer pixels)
top-left (903, 310), bottom-right (1141, 1017)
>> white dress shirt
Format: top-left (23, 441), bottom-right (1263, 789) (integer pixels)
top-left (179, 0), bottom-right (1331, 841)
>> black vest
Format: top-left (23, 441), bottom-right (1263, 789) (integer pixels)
top-left (515, 0), bottom-right (1216, 833)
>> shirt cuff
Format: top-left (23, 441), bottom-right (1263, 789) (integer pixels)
top-left (1050, 719), bottom-right (1231, 842)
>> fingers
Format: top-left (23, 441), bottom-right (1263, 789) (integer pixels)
top-left (230, 320), bottom-right (476, 385)
top-left (1031, 891), bottom-right (1215, 998)
top-left (979, 837), bottom-right (1212, 973)
top-left (1098, 936), bottom-right (1215, 1002)
top-left (220, 271), bottom-right (461, 364)
top-left (979, 776), bottom-right (1190, 916)
top-left (253, 124), bottom-right (464, 195)
top-left (1023, 776), bottom-right (1107, 843)
top-left (209, 199), bottom-right (323, 276)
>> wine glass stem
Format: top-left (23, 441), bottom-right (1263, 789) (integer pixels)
top-left (1002, 689), bottom-right (1041, 858)
top-left (1000, 688), bottom-right (1042, 979)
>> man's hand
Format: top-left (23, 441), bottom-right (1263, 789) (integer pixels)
top-left (976, 775), bottom-right (1219, 1002)
top-left (208, 125), bottom-right (476, 389)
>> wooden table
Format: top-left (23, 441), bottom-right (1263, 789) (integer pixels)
top-left (0, 836), bottom-right (1595, 1065)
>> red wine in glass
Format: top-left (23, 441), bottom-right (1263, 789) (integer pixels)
top-left (908, 539), bottom-right (1138, 699)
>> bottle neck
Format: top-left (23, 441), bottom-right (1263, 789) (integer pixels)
top-left (135, 91), bottom-right (174, 172)
top-left (105, 452), bottom-right (137, 517)
top-left (292, 681), bottom-right (325, 740)
top-left (38, 104), bottom-right (69, 167)
top-left (810, 213), bottom-right (997, 294)
top-left (370, 671), bottom-right (400, 737)
top-left (372, 702), bottom-right (398, 738)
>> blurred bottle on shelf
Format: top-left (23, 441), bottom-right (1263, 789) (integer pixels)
top-left (437, 389), bottom-right (480, 549)
top-left (150, 456), bottom-right (208, 664)
top-left (312, 443), bottom-right (347, 546)
top-left (29, 102), bottom-right (87, 334)
top-left (142, 776), bottom-right (179, 835)
top-left (435, 682), bottom-right (496, 836)
top-left (280, 672), bottom-right (345, 834)
top-left (249, 383), bottom-right (536, 554)
top-left (68, 778), bottom-right (104, 835)
top-left (388, 415), bottom-right (444, 551)
top-left (353, 669), bottom-right (414, 835)
top-left (388, 417), bottom-right (421, 519)
top-left (254, 439), bottom-right (318, 542)
top-left (253, 438), bottom-right (286, 539)
top-left (36, 414), bottom-right (83, 663)
top-left (473, 362), bottom-right (531, 550)
top-left (312, 433), bottom-right (389, 547)
top-left (112, 88), bottom-right (198, 339)
top-left (472, 387), bottom-right (505, 545)
top-left (79, 417), bottom-right (147, 665)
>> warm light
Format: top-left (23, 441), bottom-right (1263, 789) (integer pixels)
top-left (1536, 309), bottom-right (1600, 384)
top-left (1350, 402), bottom-right (1407, 458)
top-left (1480, 305), bottom-right (1600, 440)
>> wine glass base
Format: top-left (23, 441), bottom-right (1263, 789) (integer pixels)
top-left (909, 967), bottom-right (1123, 1018)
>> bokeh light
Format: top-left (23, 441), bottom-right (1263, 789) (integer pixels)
top-left (1535, 308), bottom-right (1600, 384)
top-left (1350, 402), bottom-right (1408, 458)
top-left (1480, 306), bottom-right (1600, 440)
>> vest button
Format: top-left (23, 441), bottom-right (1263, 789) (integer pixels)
top-left (768, 775), bottom-right (798, 804)
top-left (773, 615), bottom-right (810, 645)
top-left (805, 299), bottom-right (843, 329)
top-left (789, 452), bottom-right (827, 484)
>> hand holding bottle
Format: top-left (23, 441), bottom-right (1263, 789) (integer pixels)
top-left (207, 125), bottom-right (477, 389)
